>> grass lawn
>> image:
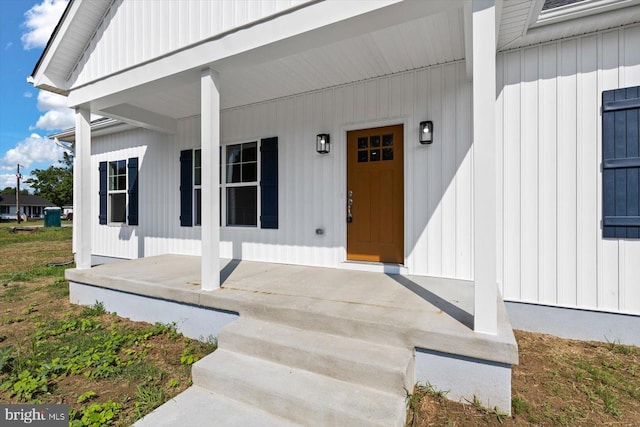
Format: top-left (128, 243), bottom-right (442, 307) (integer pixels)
top-left (0, 224), bottom-right (638, 426)
top-left (0, 225), bottom-right (216, 426)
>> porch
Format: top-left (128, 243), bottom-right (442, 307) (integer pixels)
top-left (66, 254), bottom-right (517, 364)
top-left (66, 254), bottom-right (517, 420)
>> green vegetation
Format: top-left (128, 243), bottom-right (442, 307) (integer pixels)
top-left (0, 226), bottom-right (217, 425)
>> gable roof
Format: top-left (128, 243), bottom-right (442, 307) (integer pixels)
top-left (0, 194), bottom-right (56, 207)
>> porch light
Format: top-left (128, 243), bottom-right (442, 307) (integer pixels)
top-left (419, 121), bottom-right (433, 144)
top-left (316, 134), bottom-right (330, 154)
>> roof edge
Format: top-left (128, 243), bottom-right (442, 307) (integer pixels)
top-left (30, 0), bottom-right (74, 81)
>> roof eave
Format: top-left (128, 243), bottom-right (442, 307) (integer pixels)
top-left (29, 0), bottom-right (75, 93)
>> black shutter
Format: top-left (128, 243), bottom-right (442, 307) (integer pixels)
top-left (128, 157), bottom-right (139, 225)
top-left (260, 137), bottom-right (278, 229)
top-left (99, 161), bottom-right (107, 225)
top-left (602, 86), bottom-right (640, 238)
top-left (180, 149), bottom-right (193, 227)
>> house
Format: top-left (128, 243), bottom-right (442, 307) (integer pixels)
top-left (0, 194), bottom-right (56, 220)
top-left (33, 0), bottom-right (640, 423)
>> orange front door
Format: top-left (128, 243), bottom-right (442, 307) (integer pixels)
top-left (347, 125), bottom-right (404, 263)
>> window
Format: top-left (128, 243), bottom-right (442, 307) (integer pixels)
top-left (0, 206), bottom-right (8, 214)
top-left (223, 142), bottom-right (258, 227)
top-left (602, 86), bottom-right (640, 238)
top-left (109, 160), bottom-right (127, 223)
top-left (180, 137), bottom-right (278, 229)
top-left (99, 158), bottom-right (138, 226)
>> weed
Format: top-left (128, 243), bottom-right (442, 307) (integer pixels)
top-left (468, 395), bottom-right (508, 424)
top-left (70, 400), bottom-right (121, 427)
top-left (77, 390), bottom-right (97, 404)
top-left (179, 347), bottom-right (200, 365)
top-left (21, 303), bottom-right (38, 315)
top-left (134, 383), bottom-right (165, 417)
top-left (0, 370), bottom-right (48, 402)
top-left (597, 385), bottom-right (622, 417)
top-left (167, 379), bottom-right (179, 388)
top-left (81, 301), bottom-right (106, 317)
top-left (405, 382), bottom-right (449, 427)
top-left (0, 346), bottom-right (14, 373)
top-left (512, 395), bottom-right (530, 415)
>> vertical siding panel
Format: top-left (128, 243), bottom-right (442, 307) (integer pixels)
top-left (557, 39), bottom-right (578, 307)
top-left (427, 66), bottom-right (443, 276)
top-left (521, 47), bottom-right (539, 301)
top-left (503, 51), bottom-right (522, 300)
top-left (601, 30), bottom-right (621, 311)
top-left (413, 69), bottom-right (430, 275)
top-left (442, 63), bottom-right (457, 277)
top-left (578, 35), bottom-right (599, 308)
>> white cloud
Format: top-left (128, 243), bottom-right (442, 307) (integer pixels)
top-left (23, 91), bottom-right (33, 98)
top-left (31, 90), bottom-right (74, 131)
top-left (5, 42), bottom-right (13, 50)
top-left (0, 133), bottom-right (63, 172)
top-left (21, 0), bottom-right (68, 50)
top-left (0, 174), bottom-right (19, 190)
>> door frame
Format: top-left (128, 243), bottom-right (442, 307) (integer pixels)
top-left (338, 117), bottom-right (411, 267)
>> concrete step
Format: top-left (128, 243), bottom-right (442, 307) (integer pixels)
top-left (192, 348), bottom-right (407, 427)
top-left (133, 385), bottom-right (301, 427)
top-left (218, 316), bottom-right (414, 395)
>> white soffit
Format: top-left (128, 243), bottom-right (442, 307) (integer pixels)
top-left (118, 6), bottom-right (465, 118)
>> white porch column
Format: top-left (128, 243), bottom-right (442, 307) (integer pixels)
top-left (200, 68), bottom-right (221, 290)
top-left (472, 0), bottom-right (497, 335)
top-left (74, 108), bottom-right (92, 269)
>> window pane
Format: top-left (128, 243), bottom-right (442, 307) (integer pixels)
top-left (383, 148), bottom-right (393, 161)
top-left (194, 149), bottom-right (201, 168)
top-left (194, 167), bottom-right (201, 186)
top-left (358, 151), bottom-right (368, 163)
top-left (227, 144), bottom-right (241, 164)
top-left (370, 149), bottom-right (380, 162)
top-left (242, 162), bottom-right (257, 182)
top-left (117, 176), bottom-right (126, 190)
top-left (110, 193), bottom-right (126, 223)
top-left (227, 164), bottom-right (241, 183)
top-left (370, 135), bottom-right (380, 148)
top-left (382, 134), bottom-right (393, 146)
top-left (242, 142), bottom-right (257, 162)
top-left (357, 137), bottom-right (368, 149)
top-left (226, 186), bottom-right (257, 226)
top-left (194, 188), bottom-right (202, 226)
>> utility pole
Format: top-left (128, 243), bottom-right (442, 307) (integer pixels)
top-left (16, 164), bottom-right (22, 224)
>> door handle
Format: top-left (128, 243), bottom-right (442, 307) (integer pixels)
top-left (347, 193), bottom-right (353, 223)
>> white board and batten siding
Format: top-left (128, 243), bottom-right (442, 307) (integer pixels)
top-left (496, 24), bottom-right (640, 316)
top-left (90, 61), bottom-right (475, 280)
top-left (70, 0), bottom-right (313, 87)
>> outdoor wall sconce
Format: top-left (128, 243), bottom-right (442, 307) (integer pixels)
top-left (419, 121), bottom-right (433, 144)
top-left (316, 134), bottom-right (330, 154)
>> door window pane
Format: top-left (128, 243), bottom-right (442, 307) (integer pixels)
top-left (370, 149), bottom-right (380, 162)
top-left (370, 135), bottom-right (380, 147)
top-left (383, 148), bottom-right (394, 161)
top-left (358, 151), bottom-right (368, 163)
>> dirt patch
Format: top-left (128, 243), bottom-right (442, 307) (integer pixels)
top-left (408, 330), bottom-right (639, 426)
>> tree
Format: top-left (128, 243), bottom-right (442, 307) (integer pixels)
top-left (1, 187), bottom-right (29, 195)
top-left (25, 152), bottom-right (73, 207)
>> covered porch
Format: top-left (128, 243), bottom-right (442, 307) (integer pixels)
top-left (66, 254), bottom-right (518, 414)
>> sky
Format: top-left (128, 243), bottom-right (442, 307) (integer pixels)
top-left (0, 0), bottom-right (71, 191)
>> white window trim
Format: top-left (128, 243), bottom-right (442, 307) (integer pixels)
top-left (107, 159), bottom-right (128, 225)
top-left (220, 140), bottom-right (261, 229)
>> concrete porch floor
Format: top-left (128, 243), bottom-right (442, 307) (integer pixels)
top-left (66, 254), bottom-right (518, 366)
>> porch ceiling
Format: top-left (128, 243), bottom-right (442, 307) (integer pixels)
top-left (92, 5), bottom-right (465, 121)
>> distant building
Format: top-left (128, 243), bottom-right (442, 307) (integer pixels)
top-left (0, 194), bottom-right (56, 220)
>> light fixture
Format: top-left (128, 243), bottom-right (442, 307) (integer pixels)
top-left (316, 134), bottom-right (330, 154)
top-left (419, 121), bottom-right (433, 144)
